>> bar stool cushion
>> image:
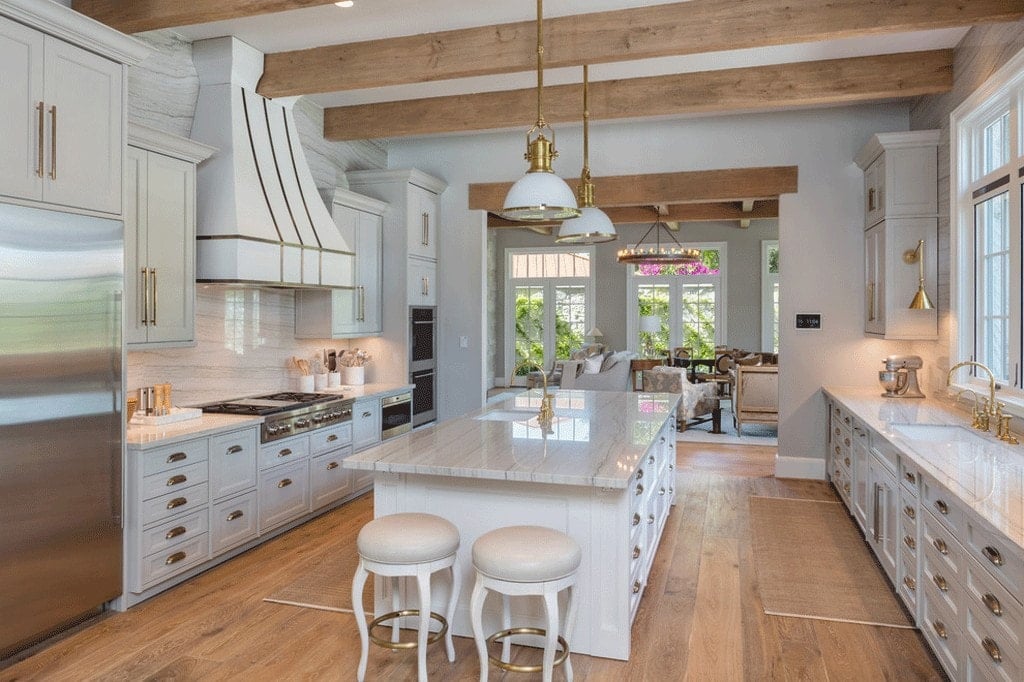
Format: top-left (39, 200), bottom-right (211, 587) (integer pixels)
top-left (473, 525), bottom-right (581, 582)
top-left (357, 513), bottom-right (459, 564)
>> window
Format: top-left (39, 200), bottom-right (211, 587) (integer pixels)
top-left (952, 54), bottom-right (1024, 399)
top-left (505, 247), bottom-right (594, 381)
top-left (761, 240), bottom-right (780, 353)
top-left (626, 245), bottom-right (725, 358)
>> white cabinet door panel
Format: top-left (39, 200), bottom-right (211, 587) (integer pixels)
top-left (0, 17), bottom-right (44, 203)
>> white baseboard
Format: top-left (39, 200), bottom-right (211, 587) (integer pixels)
top-left (774, 454), bottom-right (826, 480)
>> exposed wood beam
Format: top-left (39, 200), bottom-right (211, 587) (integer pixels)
top-left (487, 201), bottom-right (780, 229)
top-left (470, 168), bottom-right (798, 212)
top-left (258, 0), bottom-right (1021, 97)
top-left (324, 50), bottom-right (952, 140)
top-left (71, 0), bottom-right (336, 34)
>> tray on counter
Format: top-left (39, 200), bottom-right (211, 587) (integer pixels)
top-left (130, 407), bottom-right (202, 426)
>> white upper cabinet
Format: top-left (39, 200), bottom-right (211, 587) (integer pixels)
top-left (0, 7), bottom-right (147, 215)
top-left (408, 183), bottom-right (439, 261)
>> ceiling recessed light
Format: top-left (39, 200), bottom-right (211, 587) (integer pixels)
top-left (335, 1), bottom-right (355, 7)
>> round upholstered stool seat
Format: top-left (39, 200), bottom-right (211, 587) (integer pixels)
top-left (470, 526), bottom-right (581, 682)
top-left (352, 513), bottom-right (462, 682)
top-left (358, 512), bottom-right (460, 564)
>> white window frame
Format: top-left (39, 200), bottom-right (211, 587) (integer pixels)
top-left (503, 246), bottom-right (595, 381)
top-left (625, 241), bottom-right (728, 356)
top-left (761, 240), bottom-right (780, 352)
top-left (951, 47), bottom-right (1024, 406)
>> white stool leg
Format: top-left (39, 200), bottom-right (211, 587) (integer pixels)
top-left (469, 578), bottom-right (489, 682)
top-left (541, 590), bottom-right (559, 682)
top-left (390, 576), bottom-right (401, 643)
top-left (563, 583), bottom-right (579, 682)
top-left (500, 593), bottom-right (511, 664)
top-left (416, 569), bottom-right (431, 682)
top-left (444, 560), bottom-right (460, 662)
top-left (352, 560), bottom-right (370, 682)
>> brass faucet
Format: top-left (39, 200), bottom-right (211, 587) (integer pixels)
top-left (508, 359), bottom-right (555, 427)
top-left (947, 361), bottom-right (997, 431)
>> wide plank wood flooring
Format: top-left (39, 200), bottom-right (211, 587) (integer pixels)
top-left (2, 443), bottom-right (943, 680)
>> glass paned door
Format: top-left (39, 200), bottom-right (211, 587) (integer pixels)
top-left (975, 191), bottom-right (1011, 381)
top-left (513, 285), bottom-right (544, 375)
top-left (680, 283), bottom-right (716, 358)
top-left (637, 284), bottom-right (670, 357)
top-left (554, 285), bottom-right (587, 358)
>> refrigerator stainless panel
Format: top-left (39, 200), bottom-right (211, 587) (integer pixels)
top-left (0, 203), bottom-right (123, 657)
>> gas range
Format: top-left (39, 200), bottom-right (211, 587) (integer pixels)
top-left (198, 392), bottom-right (353, 443)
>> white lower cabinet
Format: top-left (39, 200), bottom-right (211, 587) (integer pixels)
top-left (259, 459), bottom-right (310, 532)
top-left (311, 449), bottom-right (353, 509)
top-left (212, 491), bottom-right (258, 556)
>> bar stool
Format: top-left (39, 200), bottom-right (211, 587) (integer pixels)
top-left (352, 513), bottom-right (461, 682)
top-left (469, 525), bottom-right (581, 682)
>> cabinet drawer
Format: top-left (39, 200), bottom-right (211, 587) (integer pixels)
top-left (141, 461), bottom-right (208, 501)
top-left (140, 510), bottom-right (208, 557)
top-left (921, 477), bottom-right (963, 536)
top-left (966, 622), bottom-right (1022, 682)
top-left (210, 429), bottom-right (258, 500)
top-left (259, 460), bottom-right (310, 532)
top-left (898, 458), bottom-right (920, 493)
top-left (965, 518), bottom-right (1024, 596)
top-left (140, 438), bottom-right (208, 476)
top-left (142, 482), bottom-right (209, 527)
top-left (310, 422), bottom-right (353, 456)
top-left (259, 435), bottom-right (310, 470)
top-left (898, 552), bottom-right (918, 619)
top-left (139, 534), bottom-right (210, 590)
top-left (869, 434), bottom-right (899, 474)
top-left (900, 514), bottom-right (918, 560)
top-left (965, 554), bottom-right (1023, 656)
top-left (921, 581), bottom-right (963, 680)
top-left (212, 491), bottom-right (258, 556)
top-left (311, 448), bottom-right (353, 509)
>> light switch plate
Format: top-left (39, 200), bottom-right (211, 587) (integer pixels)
top-left (459, 336), bottom-right (469, 348)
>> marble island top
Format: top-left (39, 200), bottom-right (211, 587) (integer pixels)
top-left (344, 389), bottom-right (682, 488)
top-left (823, 386), bottom-right (1024, 552)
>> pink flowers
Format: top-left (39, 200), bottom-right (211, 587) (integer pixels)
top-left (637, 262), bottom-right (719, 276)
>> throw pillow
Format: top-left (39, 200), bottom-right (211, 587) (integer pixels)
top-left (736, 353), bottom-right (763, 366)
top-left (583, 354), bottom-right (604, 374)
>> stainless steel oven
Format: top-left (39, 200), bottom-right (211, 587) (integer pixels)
top-left (410, 306), bottom-right (435, 372)
top-left (381, 392), bottom-right (412, 440)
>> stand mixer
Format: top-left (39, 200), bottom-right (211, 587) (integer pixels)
top-left (879, 355), bottom-right (926, 398)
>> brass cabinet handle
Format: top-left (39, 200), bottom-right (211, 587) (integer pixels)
top-left (142, 268), bottom-right (150, 326)
top-left (167, 452), bottom-right (187, 463)
top-left (659, 487), bottom-right (666, 496)
top-left (278, 448), bottom-right (292, 458)
top-left (632, 580), bottom-right (642, 594)
top-left (327, 434), bottom-right (338, 442)
top-left (844, 416), bottom-right (850, 425)
top-left (931, 619), bottom-right (947, 640)
top-left (632, 545), bottom-right (641, 559)
top-left (867, 281), bottom-right (875, 321)
top-left (868, 186), bottom-right (876, 212)
top-left (834, 445), bottom-right (841, 455)
top-left (905, 471), bottom-right (916, 484)
top-left (422, 212), bottom-right (429, 246)
top-left (36, 102), bottom-right (45, 178)
top-left (983, 545), bottom-right (1005, 567)
top-left (636, 469), bottom-right (644, 480)
top-left (903, 575), bottom-right (916, 591)
top-left (326, 461), bottom-right (339, 470)
top-left (982, 636), bottom-right (1002, 662)
top-left (982, 592), bottom-right (1003, 616)
top-left (834, 426), bottom-right (841, 436)
top-left (635, 483), bottom-right (644, 496)
top-left (649, 454), bottom-right (656, 464)
top-left (362, 411), bottom-right (372, 418)
top-left (903, 535), bottom-right (916, 550)
top-left (844, 437), bottom-right (851, 446)
top-left (904, 505), bottom-right (916, 519)
top-left (226, 510), bottom-right (244, 522)
top-left (166, 497), bottom-right (187, 510)
top-left (278, 478), bottom-right (292, 488)
top-left (843, 483), bottom-right (851, 493)
top-left (165, 526), bottom-right (186, 540)
top-left (935, 499), bottom-right (949, 515)
top-left (425, 277), bottom-right (429, 296)
top-left (227, 445), bottom-right (243, 454)
top-left (933, 574), bottom-right (948, 591)
top-left (150, 268), bottom-right (157, 325)
top-left (48, 105), bottom-right (56, 180)
top-left (933, 538), bottom-right (948, 555)
top-left (647, 514), bottom-right (655, 525)
top-left (844, 457), bottom-right (851, 467)
top-left (165, 551), bottom-right (187, 566)
top-left (166, 474), bottom-right (187, 487)
top-left (358, 286), bottom-right (365, 321)
top-left (872, 483), bottom-right (881, 542)
top-left (632, 512), bottom-right (641, 526)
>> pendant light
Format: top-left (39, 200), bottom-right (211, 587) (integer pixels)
top-left (557, 65), bottom-right (616, 244)
top-left (904, 239), bottom-right (935, 310)
top-left (617, 208), bottom-right (701, 265)
top-left (499, 0), bottom-right (580, 222)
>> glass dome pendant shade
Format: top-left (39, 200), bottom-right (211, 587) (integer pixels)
top-left (499, 0), bottom-right (580, 222)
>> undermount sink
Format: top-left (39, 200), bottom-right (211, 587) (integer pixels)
top-left (475, 409), bottom-right (542, 422)
top-left (889, 423), bottom-right (990, 445)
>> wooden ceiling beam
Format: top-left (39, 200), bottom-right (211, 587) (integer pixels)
top-left (71, 0), bottom-right (337, 34)
top-left (324, 50), bottom-right (952, 140)
top-left (487, 200), bottom-right (780, 229)
top-left (470, 168), bottom-right (798, 212)
top-left (258, 0), bottom-right (1021, 98)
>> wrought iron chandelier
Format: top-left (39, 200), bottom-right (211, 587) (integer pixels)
top-left (616, 209), bottom-right (701, 264)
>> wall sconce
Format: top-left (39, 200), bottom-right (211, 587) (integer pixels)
top-left (903, 239), bottom-right (934, 310)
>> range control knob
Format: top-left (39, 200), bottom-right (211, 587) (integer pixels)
top-left (295, 418), bottom-right (310, 428)
top-left (266, 424), bottom-right (279, 435)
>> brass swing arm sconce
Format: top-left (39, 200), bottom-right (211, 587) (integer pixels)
top-left (903, 239), bottom-right (934, 310)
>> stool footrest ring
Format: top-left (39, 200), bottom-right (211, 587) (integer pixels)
top-left (368, 609), bottom-right (448, 650)
top-left (485, 626), bottom-right (569, 673)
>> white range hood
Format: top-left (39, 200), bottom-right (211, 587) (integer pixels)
top-left (190, 37), bottom-right (353, 288)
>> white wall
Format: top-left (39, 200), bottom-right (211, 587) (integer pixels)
top-left (386, 104), bottom-right (913, 475)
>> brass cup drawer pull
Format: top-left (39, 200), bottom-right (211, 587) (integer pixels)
top-left (327, 461), bottom-right (339, 470)
top-left (327, 434), bottom-right (338, 442)
top-left (632, 512), bottom-right (641, 526)
top-left (278, 448), bottom-right (293, 458)
top-left (166, 497), bottom-right (187, 510)
top-left (904, 505), bottom-right (916, 519)
top-left (226, 445), bottom-right (243, 454)
top-left (834, 445), bottom-right (841, 455)
top-left (982, 636), bottom-right (1002, 663)
top-left (903, 575), bottom-right (916, 591)
top-left (931, 620), bottom-right (947, 640)
top-left (278, 478), bottom-right (293, 488)
top-left (844, 457), bottom-right (851, 467)
top-left (226, 510), bottom-right (244, 522)
top-left (635, 483), bottom-right (644, 496)
top-left (648, 455), bottom-right (655, 464)
top-left (982, 592), bottom-right (1003, 616)
top-left (167, 452), bottom-right (187, 463)
top-left (933, 538), bottom-right (948, 555)
top-left (632, 545), bottom-right (641, 559)
top-left (165, 526), bottom-right (187, 540)
top-left (659, 487), bottom-right (666, 496)
top-left (647, 514), bottom-right (655, 525)
top-left (903, 535), bottom-right (916, 550)
top-left (935, 499), bottom-right (949, 515)
top-left (636, 468), bottom-right (644, 480)
top-left (165, 551), bottom-right (187, 566)
top-left (844, 437), bottom-right (851, 446)
top-left (983, 545), bottom-right (1005, 567)
top-left (843, 483), bottom-right (851, 493)
top-left (632, 580), bottom-right (642, 594)
top-left (166, 474), bottom-right (187, 487)
top-left (933, 574), bottom-right (948, 592)
top-left (905, 472), bottom-right (916, 484)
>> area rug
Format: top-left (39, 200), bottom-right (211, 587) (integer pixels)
top-left (264, 550), bottom-right (370, 614)
top-left (749, 496), bottom-right (912, 628)
top-left (676, 406), bottom-right (777, 446)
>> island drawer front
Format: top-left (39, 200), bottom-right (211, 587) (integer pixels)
top-left (899, 458), bottom-right (920, 493)
top-left (310, 422), bottom-right (353, 456)
top-left (833, 403), bottom-right (854, 430)
top-left (142, 482), bottom-right (210, 527)
top-left (212, 491), bottom-right (258, 556)
top-left (140, 510), bottom-right (208, 557)
top-left (899, 552), bottom-right (918, 617)
top-left (141, 461), bottom-right (208, 501)
top-left (965, 554), bottom-right (1023, 654)
top-left (209, 428), bottom-right (258, 501)
top-left (922, 523), bottom-right (965, 618)
top-left (259, 435), bottom-right (310, 471)
top-left (869, 434), bottom-right (899, 475)
top-left (259, 459), bottom-right (310, 532)
top-left (965, 518), bottom-right (1024, 596)
top-left (901, 514), bottom-right (919, 561)
top-left (311, 448), bottom-right (354, 510)
top-left (965, 596), bottom-right (1023, 682)
top-left (921, 477), bottom-right (964, 536)
top-left (966, 640), bottom-right (1017, 682)
top-left (138, 533), bottom-right (210, 591)
top-left (921, 580), bottom-right (964, 680)
top-left (141, 438), bottom-right (209, 476)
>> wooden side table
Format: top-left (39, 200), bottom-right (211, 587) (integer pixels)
top-left (630, 358), bottom-right (666, 391)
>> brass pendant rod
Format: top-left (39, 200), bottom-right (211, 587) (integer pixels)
top-left (582, 64), bottom-right (589, 173)
top-left (535, 0), bottom-right (545, 127)
top-left (917, 240), bottom-right (926, 287)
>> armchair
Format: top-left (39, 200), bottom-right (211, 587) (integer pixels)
top-left (642, 366), bottom-right (719, 431)
top-left (731, 364), bottom-right (778, 435)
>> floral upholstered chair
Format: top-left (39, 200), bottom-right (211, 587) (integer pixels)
top-left (642, 366), bottom-right (718, 430)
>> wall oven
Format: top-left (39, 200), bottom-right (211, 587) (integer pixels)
top-left (410, 367), bottom-right (435, 426)
top-left (410, 307), bottom-right (436, 427)
top-left (381, 392), bottom-right (413, 440)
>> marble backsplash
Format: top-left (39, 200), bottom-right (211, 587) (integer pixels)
top-left (127, 286), bottom-right (390, 406)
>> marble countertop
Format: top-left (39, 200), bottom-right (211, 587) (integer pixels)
top-left (823, 385), bottom-right (1024, 552)
top-left (314, 382), bottom-right (413, 400)
top-left (344, 389), bottom-right (682, 488)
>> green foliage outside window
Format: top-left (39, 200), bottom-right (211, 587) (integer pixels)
top-left (514, 295), bottom-right (584, 374)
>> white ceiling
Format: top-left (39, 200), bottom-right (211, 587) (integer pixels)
top-left (170, 0), bottom-right (968, 114)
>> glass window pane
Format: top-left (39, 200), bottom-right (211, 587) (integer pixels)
top-left (680, 283), bottom-right (716, 357)
top-left (554, 285), bottom-right (587, 358)
top-left (768, 245), bottom-right (780, 274)
top-left (513, 285), bottom-right (544, 373)
top-left (975, 192), bottom-right (1011, 382)
top-left (634, 250), bottom-right (720, 277)
top-left (638, 284), bottom-right (670, 357)
top-left (982, 112), bottom-right (1010, 177)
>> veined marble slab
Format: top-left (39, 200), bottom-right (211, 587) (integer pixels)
top-left (344, 389), bottom-right (681, 488)
top-left (823, 385), bottom-right (1024, 552)
top-left (126, 414), bottom-right (259, 448)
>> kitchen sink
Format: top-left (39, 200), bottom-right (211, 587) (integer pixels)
top-left (475, 409), bottom-right (543, 422)
top-left (889, 423), bottom-right (990, 445)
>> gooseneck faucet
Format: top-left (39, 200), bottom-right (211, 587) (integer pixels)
top-left (947, 360), bottom-right (997, 426)
top-left (507, 359), bottom-right (554, 426)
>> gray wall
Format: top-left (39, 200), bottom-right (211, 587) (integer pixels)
top-left (489, 218), bottom-right (778, 380)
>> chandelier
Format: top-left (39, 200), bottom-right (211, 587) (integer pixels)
top-left (617, 209), bottom-right (701, 264)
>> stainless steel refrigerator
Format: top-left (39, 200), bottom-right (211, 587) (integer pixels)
top-left (0, 203), bottom-right (123, 658)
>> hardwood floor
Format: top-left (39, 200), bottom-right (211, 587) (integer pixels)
top-left (2, 443), bottom-right (943, 681)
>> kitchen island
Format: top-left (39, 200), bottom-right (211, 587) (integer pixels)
top-left (344, 388), bottom-right (681, 660)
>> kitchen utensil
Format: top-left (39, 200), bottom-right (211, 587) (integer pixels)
top-left (126, 397), bottom-right (138, 423)
top-left (327, 350), bottom-right (337, 372)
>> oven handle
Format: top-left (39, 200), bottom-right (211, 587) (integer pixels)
top-left (382, 392), bottom-right (412, 407)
